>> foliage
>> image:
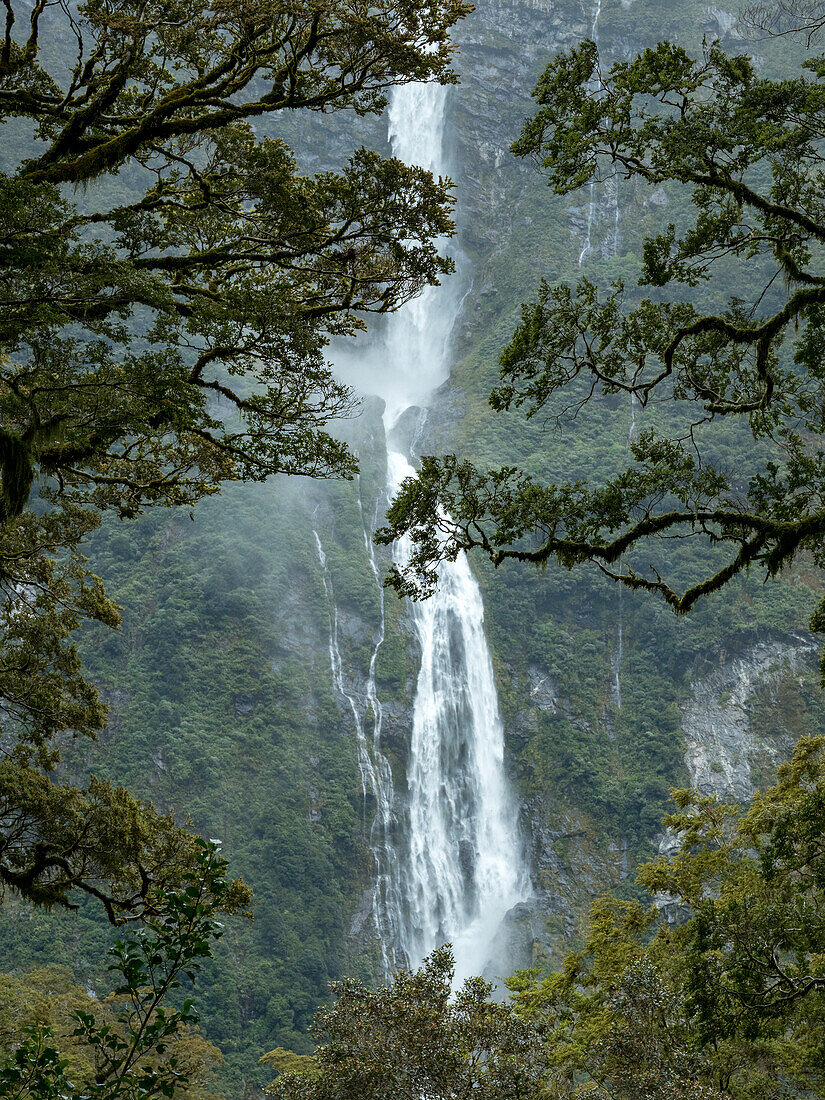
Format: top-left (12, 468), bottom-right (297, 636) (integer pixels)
top-left (743, 1), bottom-right (825, 43)
top-left (1, 0), bottom-right (464, 517)
top-left (0, 764), bottom-right (229, 921)
top-left (0, 0), bottom-right (466, 751)
top-left (0, 839), bottom-right (248, 1099)
top-left (0, 0), bottom-right (467, 1086)
top-left (379, 29), bottom-right (825, 651)
top-left (509, 735), bottom-right (825, 1098)
top-left (0, 967), bottom-right (221, 1098)
top-left (259, 1046), bottom-right (319, 1081)
top-left (640, 736), bottom-right (825, 1042)
top-left (0, 505), bottom-right (119, 768)
top-left (0, 1026), bottom-right (73, 1100)
top-left (266, 944), bottom-right (549, 1100)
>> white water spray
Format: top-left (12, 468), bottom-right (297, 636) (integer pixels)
top-left (334, 84), bottom-right (464, 427)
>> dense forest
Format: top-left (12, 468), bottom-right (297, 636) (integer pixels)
top-left (4, 0), bottom-right (825, 1096)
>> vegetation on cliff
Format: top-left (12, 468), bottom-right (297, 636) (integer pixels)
top-left (6, 0), bottom-right (825, 1096)
top-left (0, 0), bottom-right (465, 1090)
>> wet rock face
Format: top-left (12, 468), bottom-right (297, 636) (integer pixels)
top-left (652, 634), bottom-right (824, 890)
top-left (450, 0), bottom-right (583, 258)
top-left (681, 636), bottom-right (819, 803)
top-left (703, 6), bottom-right (743, 38)
top-left (501, 631), bottom-right (825, 963)
top-left (507, 802), bottom-right (624, 967)
top-left (526, 666), bottom-right (559, 713)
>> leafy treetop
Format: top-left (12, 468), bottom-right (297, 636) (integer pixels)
top-left (509, 736), bottom-right (825, 1098)
top-left (379, 34), bottom-right (825, 658)
top-left (266, 944), bottom-right (548, 1100)
top-left (0, 0), bottom-right (467, 765)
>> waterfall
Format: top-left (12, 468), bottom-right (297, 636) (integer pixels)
top-left (387, 454), bottom-right (528, 981)
top-left (383, 83), bottom-right (528, 983)
top-left (578, 0), bottom-right (603, 266)
top-left (329, 78), bottom-right (529, 984)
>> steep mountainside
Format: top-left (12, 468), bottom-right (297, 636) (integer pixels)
top-left (2, 1), bottom-right (824, 1095)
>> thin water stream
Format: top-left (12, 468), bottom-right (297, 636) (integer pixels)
top-left (576, 0), bottom-right (630, 714)
top-left (313, 529), bottom-right (402, 975)
top-left (579, 0), bottom-right (603, 265)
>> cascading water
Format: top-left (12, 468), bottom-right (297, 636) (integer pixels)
top-left (384, 83), bottom-right (528, 983)
top-left (328, 78), bottom-right (529, 984)
top-left (313, 525), bottom-right (404, 977)
top-left (388, 453), bottom-right (528, 981)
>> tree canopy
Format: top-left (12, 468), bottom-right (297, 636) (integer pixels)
top-left (0, 0), bottom-right (466, 885)
top-left (508, 735), bottom-right (825, 1098)
top-left (0, 0), bottom-right (465, 747)
top-left (0, 0), bottom-right (467, 1090)
top-left (265, 945), bottom-right (548, 1100)
top-left (1, 0), bottom-right (465, 521)
top-left (379, 32), bottom-right (825, 655)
